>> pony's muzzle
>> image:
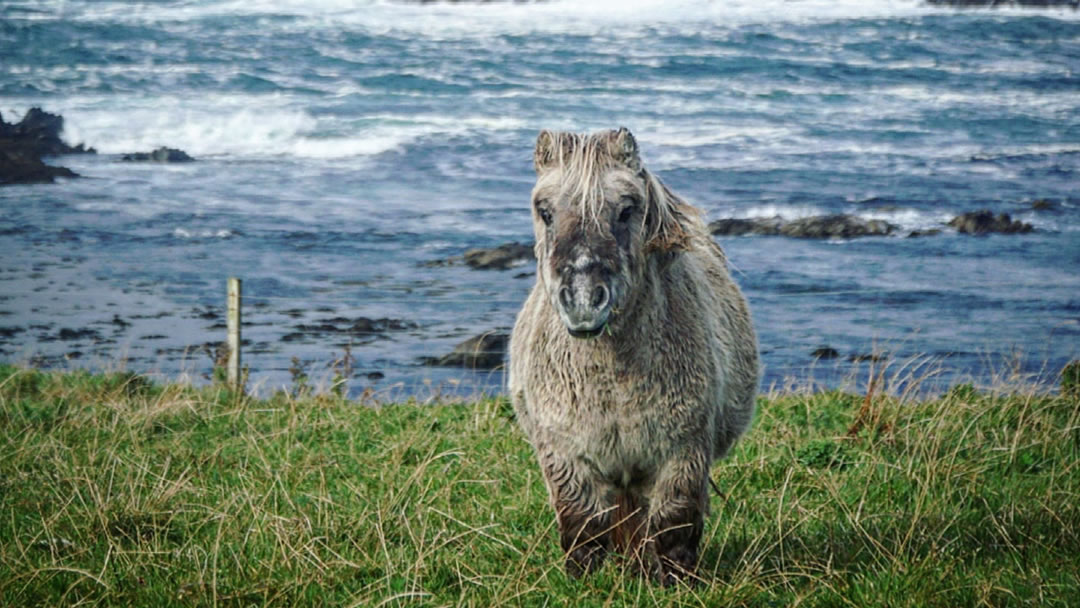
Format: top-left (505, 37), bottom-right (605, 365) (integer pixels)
top-left (556, 274), bottom-right (612, 339)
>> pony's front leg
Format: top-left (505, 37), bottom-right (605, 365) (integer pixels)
top-left (647, 451), bottom-right (709, 585)
top-left (538, 449), bottom-right (613, 577)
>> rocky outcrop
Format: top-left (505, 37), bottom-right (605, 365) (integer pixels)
top-left (706, 217), bottom-right (784, 237)
top-left (0, 108), bottom-right (94, 185)
top-left (121, 147), bottom-right (195, 163)
top-left (420, 330), bottom-right (509, 370)
top-left (0, 149), bottom-right (77, 185)
top-left (709, 215), bottom-right (896, 239)
top-left (0, 108), bottom-right (94, 157)
top-left (464, 242), bottom-right (534, 269)
top-left (781, 215), bottom-right (896, 238)
top-left (425, 242), bottom-right (535, 270)
top-left (948, 210), bottom-right (1033, 235)
top-left (811, 347), bottom-right (840, 360)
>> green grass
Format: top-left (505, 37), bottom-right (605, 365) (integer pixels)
top-left (1, 363), bottom-right (1078, 606)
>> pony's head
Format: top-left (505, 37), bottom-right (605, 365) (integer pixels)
top-left (530, 127), bottom-right (697, 338)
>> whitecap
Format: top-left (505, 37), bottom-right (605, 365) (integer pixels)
top-left (173, 228), bottom-right (234, 239)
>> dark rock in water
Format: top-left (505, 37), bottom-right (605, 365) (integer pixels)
top-left (811, 347), bottom-right (840, 360)
top-left (709, 215), bottom-right (895, 239)
top-left (1, 108), bottom-right (94, 185)
top-left (0, 326), bottom-right (25, 340)
top-left (425, 241), bottom-right (535, 270)
top-left (351, 317), bottom-right (416, 333)
top-left (193, 308), bottom-right (220, 320)
top-left (0, 152), bottom-right (77, 185)
top-left (366, 371), bottom-right (385, 380)
top-left (420, 330), bottom-right (509, 370)
top-left (907, 228), bottom-right (943, 238)
top-left (464, 242), bottom-right (534, 270)
top-left (707, 217), bottom-right (783, 236)
top-left (0, 108), bottom-right (95, 157)
top-left (925, 0), bottom-right (1078, 7)
top-left (122, 147), bottom-right (195, 163)
top-left (780, 215), bottom-right (896, 239)
top-left (290, 316), bottom-right (417, 343)
top-left (948, 210), bottom-right (1033, 235)
top-left (56, 327), bottom-right (103, 342)
top-left (1031, 199), bottom-right (1057, 211)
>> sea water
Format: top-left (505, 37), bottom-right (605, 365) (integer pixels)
top-left (1, 0), bottom-right (1078, 397)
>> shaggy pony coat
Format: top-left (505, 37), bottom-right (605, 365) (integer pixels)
top-left (509, 128), bottom-right (759, 584)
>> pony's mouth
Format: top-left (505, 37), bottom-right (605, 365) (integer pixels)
top-left (567, 323), bottom-right (606, 339)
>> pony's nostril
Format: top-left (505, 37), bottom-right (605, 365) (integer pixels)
top-left (591, 284), bottom-right (609, 310)
top-left (559, 285), bottom-right (574, 310)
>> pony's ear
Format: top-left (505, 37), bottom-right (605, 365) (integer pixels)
top-left (534, 130), bottom-right (577, 174)
top-left (607, 127), bottom-right (641, 172)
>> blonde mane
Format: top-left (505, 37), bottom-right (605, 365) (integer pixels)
top-left (535, 129), bottom-right (703, 253)
top-left (537, 131), bottom-right (615, 228)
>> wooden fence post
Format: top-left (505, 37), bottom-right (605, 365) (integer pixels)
top-left (227, 277), bottom-right (242, 389)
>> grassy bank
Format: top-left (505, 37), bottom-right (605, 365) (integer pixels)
top-left (1, 364), bottom-right (1078, 606)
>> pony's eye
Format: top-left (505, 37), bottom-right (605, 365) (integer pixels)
top-left (538, 206), bottom-right (553, 226)
top-left (617, 205), bottom-right (634, 223)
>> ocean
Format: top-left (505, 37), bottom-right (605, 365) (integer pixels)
top-left (2, 0), bottom-right (1078, 397)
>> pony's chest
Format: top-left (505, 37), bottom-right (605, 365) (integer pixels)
top-left (546, 377), bottom-right (669, 476)
top-left (584, 406), bottom-right (666, 483)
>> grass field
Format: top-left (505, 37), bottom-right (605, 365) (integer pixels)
top-left (1, 362), bottom-right (1078, 606)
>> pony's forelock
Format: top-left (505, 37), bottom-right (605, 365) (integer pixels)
top-left (535, 129), bottom-right (703, 252)
top-left (538, 131), bottom-right (619, 229)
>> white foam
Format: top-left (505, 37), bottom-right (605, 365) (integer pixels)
top-left (639, 125), bottom-right (793, 148)
top-left (22, 96), bottom-right (527, 160)
top-left (173, 228), bottom-right (234, 239)
top-left (854, 208), bottom-right (954, 233)
top-left (56, 96), bottom-right (316, 157)
top-left (38, 0), bottom-right (1003, 33)
top-left (734, 204), bottom-right (829, 220)
top-left (710, 203), bottom-right (958, 234)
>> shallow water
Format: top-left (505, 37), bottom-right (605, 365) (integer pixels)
top-left (1, 0), bottom-right (1078, 397)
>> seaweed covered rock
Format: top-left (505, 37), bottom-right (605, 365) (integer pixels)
top-left (425, 242), bottom-right (535, 270)
top-left (948, 210), bottom-right (1033, 235)
top-left (780, 215), bottom-right (896, 239)
top-left (0, 108), bottom-right (94, 157)
top-left (121, 147), bottom-right (195, 163)
top-left (709, 214), bottom-right (896, 239)
top-left (463, 242), bottom-right (534, 270)
top-left (0, 108), bottom-right (94, 185)
top-left (420, 330), bottom-right (509, 369)
top-left (707, 217), bottom-right (784, 236)
top-left (0, 149), bottom-right (78, 185)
